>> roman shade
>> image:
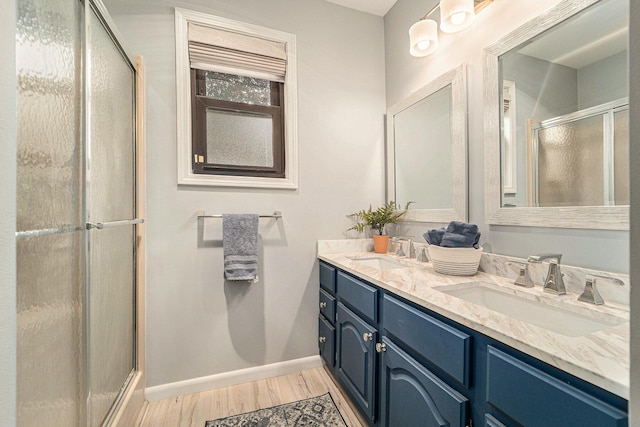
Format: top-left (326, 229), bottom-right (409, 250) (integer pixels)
top-left (188, 23), bottom-right (287, 82)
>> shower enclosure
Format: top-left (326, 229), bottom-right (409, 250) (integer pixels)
top-left (15, 0), bottom-right (144, 425)
top-left (529, 99), bottom-right (630, 208)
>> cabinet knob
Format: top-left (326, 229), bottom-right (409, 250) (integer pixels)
top-left (376, 342), bottom-right (387, 353)
top-left (362, 332), bottom-right (373, 342)
top-left (319, 302), bottom-right (327, 309)
top-left (319, 336), bottom-right (326, 343)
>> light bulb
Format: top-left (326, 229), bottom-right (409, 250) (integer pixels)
top-left (417, 39), bottom-right (431, 51)
top-left (450, 11), bottom-right (466, 25)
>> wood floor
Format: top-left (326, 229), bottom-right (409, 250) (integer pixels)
top-left (137, 367), bottom-right (367, 427)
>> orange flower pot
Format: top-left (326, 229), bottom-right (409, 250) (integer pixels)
top-left (373, 235), bottom-right (389, 254)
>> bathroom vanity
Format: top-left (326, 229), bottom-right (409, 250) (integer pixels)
top-left (317, 245), bottom-right (629, 427)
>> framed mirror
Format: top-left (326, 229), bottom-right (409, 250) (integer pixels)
top-left (484, 0), bottom-right (629, 230)
top-left (386, 65), bottom-right (468, 223)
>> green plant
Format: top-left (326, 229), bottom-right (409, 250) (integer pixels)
top-left (346, 201), bottom-right (412, 236)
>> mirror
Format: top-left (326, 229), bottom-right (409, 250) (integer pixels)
top-left (484, 0), bottom-right (629, 230)
top-left (386, 65), bottom-right (468, 223)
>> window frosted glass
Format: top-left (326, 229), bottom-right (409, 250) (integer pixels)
top-left (205, 71), bottom-right (273, 105)
top-left (206, 109), bottom-right (274, 167)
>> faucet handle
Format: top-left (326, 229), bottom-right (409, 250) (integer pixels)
top-left (506, 261), bottom-right (534, 288)
top-left (578, 274), bottom-right (625, 306)
top-left (578, 275), bottom-right (605, 305)
top-left (416, 246), bottom-right (429, 262)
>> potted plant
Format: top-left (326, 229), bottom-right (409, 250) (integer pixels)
top-left (346, 201), bottom-right (412, 253)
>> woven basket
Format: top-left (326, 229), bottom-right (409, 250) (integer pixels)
top-left (427, 245), bottom-right (483, 276)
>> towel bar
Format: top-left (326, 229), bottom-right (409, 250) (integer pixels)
top-left (197, 211), bottom-right (282, 219)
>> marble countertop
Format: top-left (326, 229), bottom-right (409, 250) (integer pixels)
top-left (317, 248), bottom-right (630, 399)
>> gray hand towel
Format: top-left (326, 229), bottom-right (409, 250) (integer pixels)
top-left (223, 214), bottom-right (259, 282)
top-left (440, 221), bottom-right (481, 248)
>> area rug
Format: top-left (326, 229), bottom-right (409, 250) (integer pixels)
top-left (204, 392), bottom-right (347, 427)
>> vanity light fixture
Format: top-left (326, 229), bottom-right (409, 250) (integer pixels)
top-left (409, 0), bottom-right (492, 57)
top-left (409, 19), bottom-right (439, 57)
top-left (440, 0), bottom-right (475, 33)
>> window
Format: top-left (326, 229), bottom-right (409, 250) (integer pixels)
top-left (191, 70), bottom-right (285, 177)
top-left (175, 9), bottom-right (298, 188)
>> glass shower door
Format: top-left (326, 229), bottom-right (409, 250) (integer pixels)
top-left (85, 5), bottom-right (137, 426)
top-left (15, 0), bottom-right (85, 425)
top-left (16, 0), bottom-right (139, 425)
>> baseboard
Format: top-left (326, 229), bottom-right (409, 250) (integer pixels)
top-left (145, 355), bottom-right (322, 402)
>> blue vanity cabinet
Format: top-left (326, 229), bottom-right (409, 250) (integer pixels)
top-left (318, 315), bottom-right (335, 368)
top-left (379, 337), bottom-right (469, 427)
top-left (485, 346), bottom-right (628, 427)
top-left (382, 294), bottom-right (471, 388)
top-left (318, 262), bottom-right (337, 370)
top-left (317, 261), bottom-right (628, 426)
top-left (336, 302), bottom-right (378, 421)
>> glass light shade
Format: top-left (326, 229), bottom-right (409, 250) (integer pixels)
top-left (440, 0), bottom-right (475, 33)
top-left (409, 19), bottom-right (439, 57)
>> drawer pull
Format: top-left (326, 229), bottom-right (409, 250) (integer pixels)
top-left (319, 302), bottom-right (327, 309)
top-left (376, 342), bottom-right (387, 353)
top-left (362, 332), bottom-right (373, 342)
top-left (319, 336), bottom-right (326, 343)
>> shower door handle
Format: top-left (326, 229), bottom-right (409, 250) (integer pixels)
top-left (86, 218), bottom-right (144, 230)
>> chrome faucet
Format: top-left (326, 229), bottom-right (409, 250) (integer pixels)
top-left (578, 274), bottom-right (625, 305)
top-left (527, 254), bottom-right (565, 295)
top-left (394, 236), bottom-right (414, 258)
top-left (506, 261), bottom-right (534, 288)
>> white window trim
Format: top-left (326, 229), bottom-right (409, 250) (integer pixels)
top-left (175, 8), bottom-right (298, 189)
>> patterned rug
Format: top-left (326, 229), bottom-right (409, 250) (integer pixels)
top-left (204, 393), bottom-right (347, 427)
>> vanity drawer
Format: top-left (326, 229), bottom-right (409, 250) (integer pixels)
top-left (319, 316), bottom-right (335, 368)
top-left (319, 262), bottom-right (336, 293)
top-left (336, 271), bottom-right (377, 324)
top-left (486, 346), bottom-right (627, 427)
top-left (319, 288), bottom-right (336, 323)
top-left (382, 294), bottom-right (471, 387)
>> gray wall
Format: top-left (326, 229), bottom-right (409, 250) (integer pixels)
top-left (0, 0), bottom-right (17, 425)
top-left (578, 50), bottom-right (628, 109)
top-left (384, 0), bottom-right (629, 273)
top-left (103, 0), bottom-right (386, 387)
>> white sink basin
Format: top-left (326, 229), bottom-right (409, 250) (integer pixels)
top-left (435, 281), bottom-right (627, 337)
top-left (348, 256), bottom-right (409, 270)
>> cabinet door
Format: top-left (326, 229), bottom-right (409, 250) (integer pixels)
top-left (486, 346), bottom-right (627, 427)
top-left (336, 302), bottom-right (377, 421)
top-left (319, 316), bottom-right (335, 368)
top-left (380, 338), bottom-right (469, 427)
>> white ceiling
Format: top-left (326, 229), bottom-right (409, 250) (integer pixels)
top-left (518, 0), bottom-right (627, 69)
top-left (323, 0), bottom-right (399, 16)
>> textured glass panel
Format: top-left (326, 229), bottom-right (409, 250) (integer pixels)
top-left (206, 109), bottom-right (274, 167)
top-left (205, 71), bottom-right (273, 105)
top-left (614, 109), bottom-right (629, 205)
top-left (16, 0), bottom-right (84, 425)
top-left (538, 115), bottom-right (603, 207)
top-left (394, 85), bottom-right (453, 209)
top-left (87, 9), bottom-right (136, 426)
top-left (16, 0), bottom-right (83, 233)
top-left (89, 226), bottom-right (135, 427)
top-left (16, 232), bottom-right (83, 426)
top-left (89, 10), bottom-right (134, 223)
